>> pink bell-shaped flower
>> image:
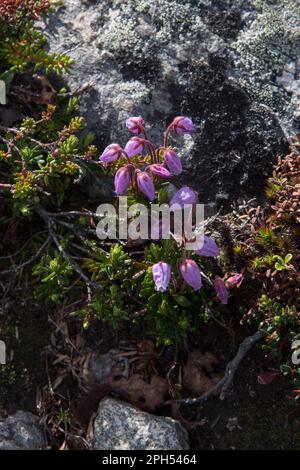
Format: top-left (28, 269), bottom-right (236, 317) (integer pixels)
top-left (149, 164), bottom-right (171, 179)
top-left (164, 148), bottom-right (182, 175)
top-left (114, 165), bottom-right (133, 195)
top-left (171, 116), bottom-right (196, 135)
top-left (100, 143), bottom-right (123, 163)
top-left (136, 171), bottom-right (156, 201)
top-left (179, 259), bottom-right (202, 291)
top-left (225, 273), bottom-right (244, 289)
top-left (124, 137), bottom-right (145, 158)
top-left (126, 116), bottom-right (144, 134)
top-left (152, 261), bottom-right (171, 292)
top-left (170, 186), bottom-right (197, 208)
top-left (214, 276), bottom-right (228, 304)
top-left (196, 235), bottom-right (220, 257)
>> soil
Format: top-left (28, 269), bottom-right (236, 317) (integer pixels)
top-left (0, 290), bottom-right (50, 416)
top-left (1, 284), bottom-right (299, 449)
top-left (189, 350), bottom-right (300, 450)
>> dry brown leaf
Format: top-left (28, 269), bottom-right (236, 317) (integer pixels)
top-left (183, 351), bottom-right (221, 396)
top-left (137, 339), bottom-right (156, 353)
top-left (109, 373), bottom-right (168, 412)
top-left (35, 75), bottom-right (57, 104)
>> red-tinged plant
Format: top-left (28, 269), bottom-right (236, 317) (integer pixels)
top-left (0, 0), bottom-right (51, 23)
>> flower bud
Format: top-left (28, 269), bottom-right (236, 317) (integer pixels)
top-left (164, 148), bottom-right (182, 175)
top-left (124, 137), bottom-right (145, 158)
top-left (171, 116), bottom-right (196, 134)
top-left (152, 261), bottom-right (171, 292)
top-left (136, 171), bottom-right (156, 201)
top-left (149, 164), bottom-right (171, 179)
top-left (170, 186), bottom-right (197, 208)
top-left (214, 276), bottom-right (228, 304)
top-left (225, 273), bottom-right (244, 289)
top-left (114, 165), bottom-right (133, 195)
top-left (126, 116), bottom-right (144, 134)
top-left (179, 259), bottom-right (202, 291)
top-left (196, 235), bottom-right (220, 257)
top-left (100, 143), bottom-right (122, 163)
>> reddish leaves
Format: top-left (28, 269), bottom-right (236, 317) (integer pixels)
top-left (0, 0), bottom-right (50, 23)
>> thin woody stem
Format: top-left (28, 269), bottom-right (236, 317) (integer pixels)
top-left (163, 123), bottom-right (173, 147)
top-left (142, 129), bottom-right (156, 163)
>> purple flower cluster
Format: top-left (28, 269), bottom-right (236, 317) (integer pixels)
top-left (100, 115), bottom-right (197, 198)
top-left (152, 234), bottom-right (218, 292)
top-left (100, 115), bottom-right (244, 307)
top-left (152, 235), bottom-right (244, 304)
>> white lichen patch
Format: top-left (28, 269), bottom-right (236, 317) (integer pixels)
top-left (231, 0), bottom-right (300, 127)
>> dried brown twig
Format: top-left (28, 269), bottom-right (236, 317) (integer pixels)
top-left (0, 235), bottom-right (50, 275)
top-left (36, 206), bottom-right (101, 305)
top-left (160, 330), bottom-right (263, 407)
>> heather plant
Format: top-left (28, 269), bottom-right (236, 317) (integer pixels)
top-left (0, 109), bottom-right (243, 345)
top-left (0, 1), bottom-right (86, 215)
top-left (76, 116), bottom-right (243, 344)
top-left (0, 101), bottom-right (96, 215)
top-left (0, 0), bottom-right (72, 76)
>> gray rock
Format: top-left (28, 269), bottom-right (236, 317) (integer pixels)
top-left (0, 411), bottom-right (45, 450)
top-left (41, 0), bottom-right (300, 206)
top-left (90, 397), bottom-right (190, 450)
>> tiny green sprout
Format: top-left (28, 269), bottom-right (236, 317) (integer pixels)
top-left (274, 253), bottom-right (293, 271)
top-left (59, 136), bottom-right (79, 157)
top-left (20, 117), bottom-right (37, 134)
top-left (67, 97), bottom-right (80, 113)
top-left (68, 117), bottom-right (85, 133)
top-left (57, 408), bottom-right (70, 425)
top-left (255, 227), bottom-right (277, 248)
top-left (233, 244), bottom-right (243, 255)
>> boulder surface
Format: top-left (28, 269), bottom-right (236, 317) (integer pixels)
top-left (0, 411), bottom-right (45, 450)
top-left (42, 0), bottom-right (300, 205)
top-left (90, 397), bottom-right (190, 450)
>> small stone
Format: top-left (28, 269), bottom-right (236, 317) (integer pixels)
top-left (90, 398), bottom-right (190, 450)
top-left (0, 411), bottom-right (45, 450)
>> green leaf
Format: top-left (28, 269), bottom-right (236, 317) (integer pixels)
top-left (280, 364), bottom-right (291, 376)
top-left (275, 262), bottom-right (284, 271)
top-left (284, 253), bottom-right (293, 263)
top-left (175, 295), bottom-right (191, 307)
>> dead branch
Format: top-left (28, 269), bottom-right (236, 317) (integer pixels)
top-left (160, 330), bottom-right (263, 407)
top-left (0, 134), bottom-right (26, 169)
top-left (57, 81), bottom-right (95, 98)
top-left (219, 330), bottom-right (264, 400)
top-left (0, 236), bottom-right (50, 275)
top-left (36, 206), bottom-right (102, 304)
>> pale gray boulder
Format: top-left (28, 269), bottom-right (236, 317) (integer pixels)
top-left (41, 0), bottom-right (300, 206)
top-left (90, 397), bottom-right (190, 450)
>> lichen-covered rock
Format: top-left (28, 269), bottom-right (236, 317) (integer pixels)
top-left (41, 0), bottom-right (300, 206)
top-left (0, 411), bottom-right (45, 450)
top-left (90, 397), bottom-right (190, 450)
